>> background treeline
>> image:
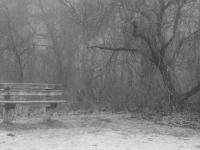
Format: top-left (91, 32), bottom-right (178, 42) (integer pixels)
top-left (0, 0), bottom-right (200, 114)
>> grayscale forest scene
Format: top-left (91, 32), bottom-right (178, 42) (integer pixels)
top-left (0, 0), bottom-right (200, 149)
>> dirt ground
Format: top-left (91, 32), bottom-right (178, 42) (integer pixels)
top-left (0, 113), bottom-right (200, 150)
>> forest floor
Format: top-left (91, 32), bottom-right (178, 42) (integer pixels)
top-left (0, 112), bottom-right (200, 150)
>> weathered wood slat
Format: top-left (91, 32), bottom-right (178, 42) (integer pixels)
top-left (0, 91), bottom-right (62, 96)
top-left (0, 95), bottom-right (62, 100)
top-left (0, 100), bottom-right (66, 104)
top-left (0, 83), bottom-right (63, 90)
top-left (0, 89), bottom-right (62, 91)
top-left (0, 96), bottom-right (63, 100)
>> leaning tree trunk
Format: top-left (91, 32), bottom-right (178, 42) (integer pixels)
top-left (158, 60), bottom-right (190, 111)
top-left (158, 61), bottom-right (178, 111)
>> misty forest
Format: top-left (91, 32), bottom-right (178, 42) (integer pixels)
top-left (0, 0), bottom-right (199, 113)
top-left (1, 0), bottom-right (200, 149)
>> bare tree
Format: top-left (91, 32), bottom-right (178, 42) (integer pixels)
top-left (37, 0), bottom-right (65, 83)
top-left (89, 0), bottom-right (200, 111)
top-left (0, 0), bottom-right (34, 82)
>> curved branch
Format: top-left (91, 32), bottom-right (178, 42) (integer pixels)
top-left (179, 83), bottom-right (200, 101)
top-left (88, 45), bottom-right (155, 64)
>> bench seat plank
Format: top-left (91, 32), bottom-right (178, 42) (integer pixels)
top-left (0, 92), bottom-right (62, 96)
top-left (0, 100), bottom-right (67, 104)
top-left (0, 89), bottom-right (62, 96)
top-left (0, 83), bottom-right (63, 90)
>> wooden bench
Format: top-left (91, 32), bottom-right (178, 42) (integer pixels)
top-left (0, 83), bottom-right (66, 123)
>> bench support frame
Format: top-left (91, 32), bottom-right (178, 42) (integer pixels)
top-left (0, 83), bottom-right (65, 123)
top-left (1, 103), bottom-right (60, 123)
top-left (3, 104), bottom-right (16, 123)
top-left (43, 103), bottom-right (57, 122)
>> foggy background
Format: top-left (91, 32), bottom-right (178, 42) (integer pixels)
top-left (0, 0), bottom-right (200, 114)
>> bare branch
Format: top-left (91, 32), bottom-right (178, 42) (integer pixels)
top-left (164, 0), bottom-right (179, 10)
top-left (59, 0), bottom-right (82, 25)
top-left (160, 0), bottom-right (186, 57)
top-left (179, 82), bottom-right (200, 101)
top-left (178, 28), bottom-right (200, 50)
top-left (88, 45), bottom-right (155, 64)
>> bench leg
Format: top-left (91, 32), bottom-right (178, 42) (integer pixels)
top-left (43, 103), bottom-right (57, 122)
top-left (3, 104), bottom-right (15, 123)
top-left (43, 107), bottom-right (53, 122)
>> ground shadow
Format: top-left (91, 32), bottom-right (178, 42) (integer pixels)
top-left (0, 117), bottom-right (113, 131)
top-left (0, 120), bottom-right (73, 131)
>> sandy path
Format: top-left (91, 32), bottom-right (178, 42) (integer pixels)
top-left (0, 113), bottom-right (199, 150)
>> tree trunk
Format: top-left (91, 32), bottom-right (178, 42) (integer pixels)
top-left (158, 60), bottom-right (189, 111)
top-left (158, 61), bottom-right (177, 111)
top-left (16, 55), bottom-right (24, 83)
